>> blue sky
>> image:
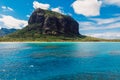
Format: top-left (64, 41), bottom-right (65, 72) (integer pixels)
top-left (0, 0), bottom-right (120, 39)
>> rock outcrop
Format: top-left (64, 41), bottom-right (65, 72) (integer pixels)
top-left (28, 8), bottom-right (80, 36)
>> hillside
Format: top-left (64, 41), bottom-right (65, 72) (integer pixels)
top-left (7, 8), bottom-right (80, 38)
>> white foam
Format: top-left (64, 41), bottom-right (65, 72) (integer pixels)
top-left (2, 69), bottom-right (6, 72)
top-left (30, 65), bottom-right (34, 67)
top-left (14, 78), bottom-right (16, 80)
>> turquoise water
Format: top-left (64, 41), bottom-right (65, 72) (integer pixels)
top-left (0, 42), bottom-right (120, 80)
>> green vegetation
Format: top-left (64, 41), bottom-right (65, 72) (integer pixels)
top-left (0, 33), bottom-right (120, 42)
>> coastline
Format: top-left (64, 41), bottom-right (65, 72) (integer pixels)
top-left (0, 36), bottom-right (120, 43)
top-left (0, 41), bottom-right (120, 43)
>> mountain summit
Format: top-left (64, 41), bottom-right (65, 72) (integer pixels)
top-left (28, 8), bottom-right (80, 36)
top-left (7, 8), bottom-right (82, 40)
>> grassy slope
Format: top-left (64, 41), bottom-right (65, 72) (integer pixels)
top-left (0, 34), bottom-right (119, 42)
top-left (0, 27), bottom-right (119, 42)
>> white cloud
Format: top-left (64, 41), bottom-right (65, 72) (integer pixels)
top-left (79, 16), bottom-right (120, 30)
top-left (104, 0), bottom-right (120, 7)
top-left (67, 13), bottom-right (73, 16)
top-left (0, 15), bottom-right (27, 29)
top-left (51, 7), bottom-right (63, 13)
top-left (79, 22), bottom-right (98, 30)
top-left (71, 0), bottom-right (102, 16)
top-left (7, 7), bottom-right (13, 11)
top-left (33, 1), bottom-right (50, 10)
top-left (79, 16), bottom-right (120, 39)
top-left (91, 17), bottom-right (120, 25)
top-left (26, 15), bottom-right (30, 18)
top-left (80, 21), bottom-right (120, 30)
top-left (1, 6), bottom-right (6, 9)
top-left (1, 6), bottom-right (14, 11)
top-left (85, 32), bottom-right (120, 39)
top-left (51, 7), bottom-right (71, 15)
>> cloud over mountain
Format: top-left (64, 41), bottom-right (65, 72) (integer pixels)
top-left (51, 7), bottom-right (63, 13)
top-left (71, 0), bottom-right (102, 16)
top-left (33, 1), bottom-right (50, 10)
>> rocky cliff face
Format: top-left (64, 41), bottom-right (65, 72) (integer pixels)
top-left (28, 8), bottom-right (80, 36)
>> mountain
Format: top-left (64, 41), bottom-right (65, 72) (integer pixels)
top-left (0, 9), bottom-right (119, 41)
top-left (1, 8), bottom-right (108, 41)
top-left (8, 8), bottom-right (81, 38)
top-left (0, 28), bottom-right (17, 36)
top-left (28, 8), bottom-right (80, 36)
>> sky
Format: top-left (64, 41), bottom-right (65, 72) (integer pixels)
top-left (0, 0), bottom-right (120, 39)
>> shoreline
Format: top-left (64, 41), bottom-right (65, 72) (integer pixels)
top-left (0, 41), bottom-right (120, 43)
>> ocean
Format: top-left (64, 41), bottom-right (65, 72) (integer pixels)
top-left (0, 42), bottom-right (120, 80)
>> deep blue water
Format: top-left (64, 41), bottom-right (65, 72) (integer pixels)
top-left (0, 42), bottom-right (120, 80)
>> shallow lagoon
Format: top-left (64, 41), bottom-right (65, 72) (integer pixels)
top-left (0, 42), bottom-right (120, 80)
